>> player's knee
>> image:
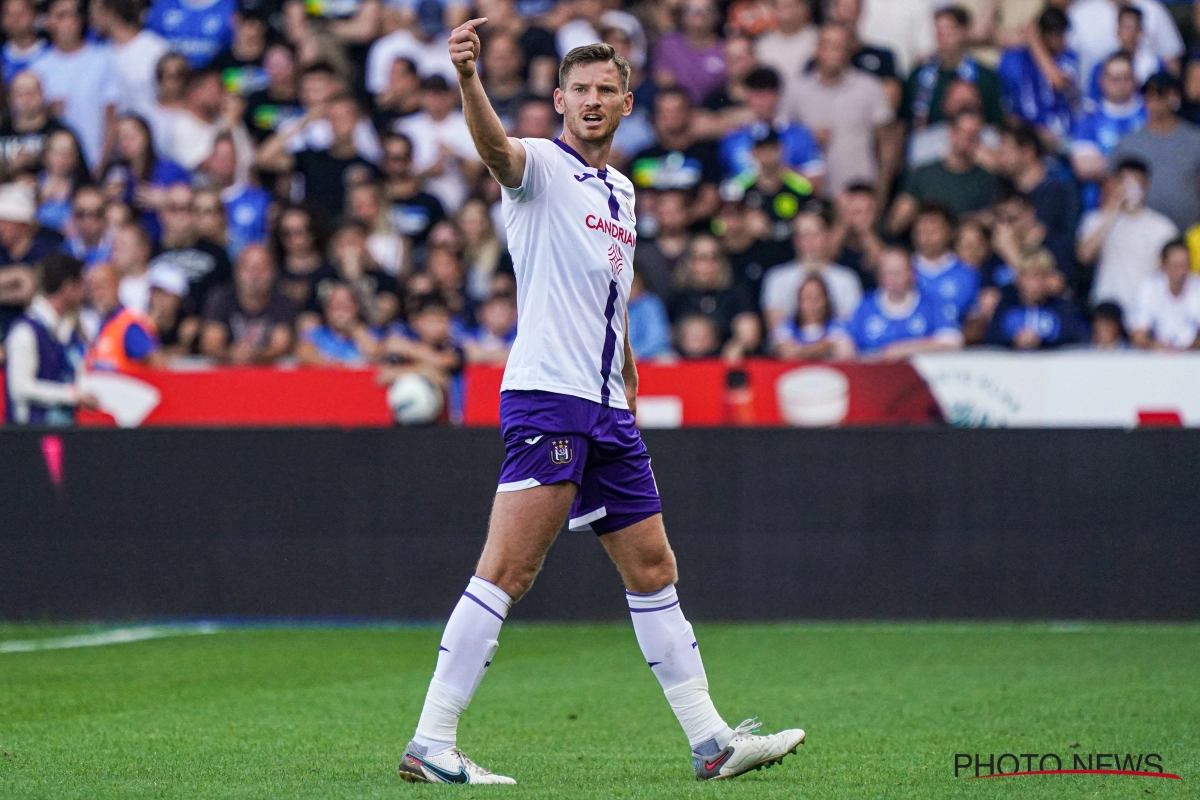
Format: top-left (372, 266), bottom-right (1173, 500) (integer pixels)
top-left (629, 546), bottom-right (677, 593)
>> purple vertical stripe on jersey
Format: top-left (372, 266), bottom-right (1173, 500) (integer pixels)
top-left (598, 278), bottom-right (620, 406)
top-left (597, 171), bottom-right (621, 221)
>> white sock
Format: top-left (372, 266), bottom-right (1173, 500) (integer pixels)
top-left (414, 576), bottom-right (511, 754)
top-left (627, 585), bottom-right (732, 749)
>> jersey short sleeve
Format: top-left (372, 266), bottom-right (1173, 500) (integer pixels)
top-left (503, 137), bottom-right (560, 204)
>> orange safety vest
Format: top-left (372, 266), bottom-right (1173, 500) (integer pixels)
top-left (85, 307), bottom-right (158, 373)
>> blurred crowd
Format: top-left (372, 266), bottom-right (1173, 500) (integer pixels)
top-left (3, 0), bottom-right (1200, 424)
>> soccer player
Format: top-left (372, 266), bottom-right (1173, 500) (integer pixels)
top-left (396, 22), bottom-right (806, 786)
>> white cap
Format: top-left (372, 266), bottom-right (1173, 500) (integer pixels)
top-left (0, 182), bottom-right (36, 224)
top-left (148, 264), bottom-right (189, 298)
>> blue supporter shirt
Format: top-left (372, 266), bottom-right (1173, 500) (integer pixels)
top-left (146, 0), bottom-right (235, 67)
top-left (304, 325), bottom-right (370, 365)
top-left (841, 289), bottom-right (959, 355)
top-left (1070, 98), bottom-right (1147, 208)
top-left (719, 121), bottom-right (824, 179)
top-left (914, 254), bottom-right (980, 322)
top-left (997, 45), bottom-right (1080, 142)
top-left (984, 285), bottom-right (1089, 348)
top-left (222, 184), bottom-right (271, 259)
top-left (627, 291), bottom-right (672, 359)
top-left (2, 39), bottom-right (48, 83)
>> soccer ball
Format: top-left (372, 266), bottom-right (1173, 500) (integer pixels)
top-left (387, 373), bottom-right (444, 425)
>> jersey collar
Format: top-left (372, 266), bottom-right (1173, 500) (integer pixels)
top-left (553, 137), bottom-right (607, 177)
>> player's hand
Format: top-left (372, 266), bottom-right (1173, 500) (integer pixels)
top-left (449, 17), bottom-right (487, 79)
top-left (75, 391), bottom-right (101, 411)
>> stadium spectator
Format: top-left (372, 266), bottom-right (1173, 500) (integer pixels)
top-left (480, 32), bottom-right (530, 133)
top-left (822, 0), bottom-right (901, 104)
top-left (669, 234), bottom-right (761, 357)
top-left (511, 96), bottom-right (558, 140)
top-left (198, 133), bottom-right (271, 259)
top-left (394, 75), bottom-right (483, 213)
top-left (996, 122), bottom-right (1080, 279)
top-left (210, 7), bottom-right (271, 97)
top-left (145, 261), bottom-right (197, 356)
top-left (1090, 299), bottom-right (1129, 348)
top-left (149, 184), bottom-right (234, 313)
top-left (0, 0), bottom-right (47, 84)
top-left (325, 218), bottom-right (401, 327)
top-left (257, 93), bottom-right (381, 221)
top-left (63, 186), bottom-right (113, 267)
top-left (830, 182), bottom-right (885, 291)
top-left (761, 204), bottom-right (862, 328)
top-left (0, 71), bottom-right (64, 179)
top-left (781, 23), bottom-right (897, 199)
top-left (0, 182), bottom-right (65, 334)
top-left (723, 128), bottom-right (817, 247)
top-left (997, 6), bottom-right (1080, 147)
top-left (984, 249), bottom-right (1089, 350)
top-left (832, 247), bottom-right (963, 360)
top-left (906, 78), bottom-right (1003, 171)
top-left (103, 114), bottom-right (191, 240)
top-left (1078, 157), bottom-right (1178, 315)
top-left (4, 252), bottom-right (95, 424)
top-left (856, 0), bottom-right (935, 77)
top-left (754, 0), bottom-right (818, 97)
top-left (296, 282), bottom-right (382, 366)
top-left (653, 0), bottom-right (726, 107)
top-left (364, 1), bottom-right (457, 92)
top-left (632, 188), bottom-right (689, 303)
top-left (457, 197), bottom-right (510, 302)
top-left (94, 0), bottom-right (171, 119)
top-left (955, 216), bottom-right (1006, 339)
top-left (675, 314), bottom-right (722, 358)
top-left (698, 32), bottom-right (757, 115)
top-left (629, 89), bottom-right (722, 223)
top-left (346, 181), bottom-right (406, 276)
top-left (162, 66), bottom-right (254, 174)
top-left (108, 222), bottom-right (152, 313)
top-left (146, 0), bottom-right (235, 68)
top-left (270, 203), bottom-right (334, 312)
top-left (242, 43), bottom-right (303, 144)
top-left (36, 128), bottom-right (90, 232)
top-left (381, 131), bottom-right (446, 251)
top-left (201, 243), bottom-right (296, 363)
top-left (192, 189), bottom-right (228, 253)
top-left (715, 197), bottom-right (792, 302)
top-left (463, 289), bottom-right (519, 364)
top-left (424, 243), bottom-right (469, 319)
top-left (83, 263), bottom-right (163, 371)
top-left (912, 203), bottom-right (980, 324)
top-left (1070, 53), bottom-right (1147, 209)
top-left (1129, 238), bottom-right (1200, 349)
top-left (476, 0), bottom-right (557, 92)
top-left (719, 68), bottom-right (825, 191)
top-left (1068, 0), bottom-right (1183, 88)
top-left (1112, 71), bottom-right (1200, 232)
top-left (29, 0), bottom-right (120, 168)
top-left (626, 272), bottom-right (672, 360)
top-left (144, 53), bottom-right (191, 153)
top-left (902, 5), bottom-right (1004, 129)
top-left (890, 110), bottom-right (1001, 233)
top-left (380, 292), bottom-right (464, 393)
top-left (771, 274), bottom-right (840, 360)
top-left (1085, 6), bottom-right (1167, 104)
top-left (370, 57), bottom-right (422, 134)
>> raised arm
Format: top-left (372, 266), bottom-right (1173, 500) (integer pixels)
top-left (449, 18), bottom-right (527, 189)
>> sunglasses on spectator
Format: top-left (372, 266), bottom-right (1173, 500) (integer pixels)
top-left (73, 207), bottom-right (104, 219)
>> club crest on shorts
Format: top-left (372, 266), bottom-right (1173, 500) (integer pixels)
top-left (550, 439), bottom-right (573, 465)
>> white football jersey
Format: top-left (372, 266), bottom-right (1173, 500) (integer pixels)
top-left (499, 137), bottom-right (637, 408)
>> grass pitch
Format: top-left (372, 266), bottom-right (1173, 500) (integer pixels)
top-left (0, 622), bottom-right (1196, 799)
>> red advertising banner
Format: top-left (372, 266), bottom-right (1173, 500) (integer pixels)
top-left (1, 360), bottom-right (942, 428)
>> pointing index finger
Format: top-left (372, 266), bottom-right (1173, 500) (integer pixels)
top-left (462, 16), bottom-right (488, 30)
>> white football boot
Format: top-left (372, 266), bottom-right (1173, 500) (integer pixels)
top-left (398, 741), bottom-right (516, 785)
top-left (692, 718), bottom-right (805, 781)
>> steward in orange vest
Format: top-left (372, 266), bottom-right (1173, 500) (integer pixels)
top-left (85, 305), bottom-right (160, 372)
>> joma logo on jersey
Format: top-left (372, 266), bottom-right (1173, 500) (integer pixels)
top-left (549, 439), bottom-right (573, 465)
top-left (585, 214), bottom-right (635, 247)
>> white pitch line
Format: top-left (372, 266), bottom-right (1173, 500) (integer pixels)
top-left (0, 624), bottom-right (221, 654)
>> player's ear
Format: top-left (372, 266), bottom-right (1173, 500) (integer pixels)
top-left (552, 87), bottom-right (565, 115)
top-left (622, 91), bottom-right (633, 117)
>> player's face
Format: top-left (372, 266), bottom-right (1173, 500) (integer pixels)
top-left (554, 61), bottom-right (632, 145)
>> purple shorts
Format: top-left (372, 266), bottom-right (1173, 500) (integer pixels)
top-left (496, 390), bottom-right (662, 534)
